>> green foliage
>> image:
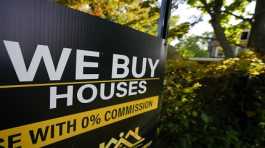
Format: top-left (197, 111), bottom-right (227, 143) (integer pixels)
top-left (160, 50), bottom-right (265, 148)
top-left (182, 0), bottom-right (254, 57)
top-left (176, 36), bottom-right (208, 58)
top-left (167, 16), bottom-right (191, 43)
top-left (56, 0), bottom-right (160, 36)
top-left (57, 0), bottom-right (191, 39)
top-left (220, 0), bottom-right (253, 45)
top-left (224, 21), bottom-right (251, 45)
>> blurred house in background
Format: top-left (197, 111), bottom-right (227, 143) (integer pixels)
top-left (208, 30), bottom-right (251, 58)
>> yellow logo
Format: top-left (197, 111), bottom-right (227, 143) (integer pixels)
top-left (99, 127), bottom-right (152, 148)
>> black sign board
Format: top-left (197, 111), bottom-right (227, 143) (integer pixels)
top-left (0, 0), bottom-right (165, 147)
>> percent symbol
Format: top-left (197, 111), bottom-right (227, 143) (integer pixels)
top-left (90, 114), bottom-right (101, 125)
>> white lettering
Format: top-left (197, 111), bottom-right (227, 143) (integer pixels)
top-left (111, 54), bottom-right (129, 79)
top-left (148, 59), bottom-right (159, 77)
top-left (4, 40), bottom-right (71, 82)
top-left (132, 57), bottom-right (147, 78)
top-left (76, 50), bottom-right (99, 80)
top-left (50, 86), bottom-right (73, 109)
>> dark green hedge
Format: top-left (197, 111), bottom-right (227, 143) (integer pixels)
top-left (159, 50), bottom-right (265, 148)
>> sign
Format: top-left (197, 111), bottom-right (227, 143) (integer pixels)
top-left (0, 0), bottom-right (165, 147)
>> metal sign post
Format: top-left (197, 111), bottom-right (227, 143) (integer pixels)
top-left (158, 0), bottom-right (172, 39)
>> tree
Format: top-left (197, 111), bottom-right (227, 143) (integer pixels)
top-left (56, 0), bottom-right (192, 42)
top-left (175, 0), bottom-right (255, 57)
top-left (176, 35), bottom-right (209, 58)
top-left (56, 0), bottom-right (160, 36)
top-left (167, 16), bottom-right (190, 43)
top-left (249, 0), bottom-right (265, 53)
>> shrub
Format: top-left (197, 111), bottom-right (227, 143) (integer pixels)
top-left (159, 50), bottom-right (265, 148)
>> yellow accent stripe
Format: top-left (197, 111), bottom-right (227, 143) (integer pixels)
top-left (0, 96), bottom-right (159, 148)
top-left (0, 77), bottom-right (160, 89)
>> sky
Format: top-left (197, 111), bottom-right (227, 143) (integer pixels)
top-left (172, 4), bottom-right (212, 36)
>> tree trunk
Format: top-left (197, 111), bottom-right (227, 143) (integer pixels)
top-left (249, 0), bottom-right (265, 53)
top-left (210, 14), bottom-right (234, 58)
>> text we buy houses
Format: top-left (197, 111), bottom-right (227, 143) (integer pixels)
top-left (2, 40), bottom-right (160, 109)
